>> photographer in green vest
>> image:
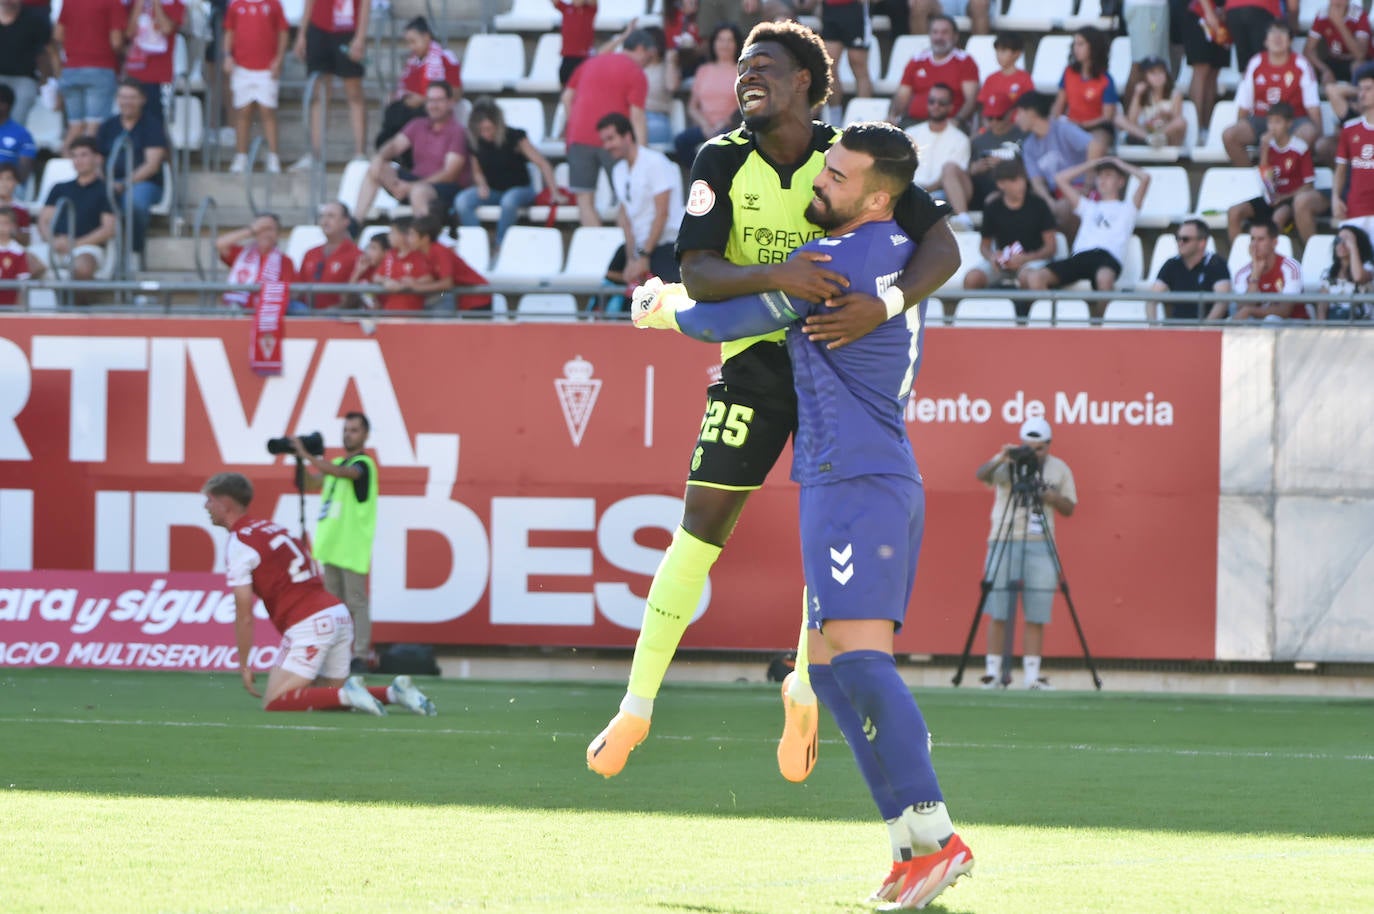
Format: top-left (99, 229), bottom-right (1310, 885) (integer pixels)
top-left (292, 412), bottom-right (379, 675)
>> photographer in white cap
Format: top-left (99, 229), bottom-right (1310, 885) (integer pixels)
top-left (973, 417), bottom-right (1077, 689)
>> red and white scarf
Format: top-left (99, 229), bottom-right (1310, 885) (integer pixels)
top-left (225, 245), bottom-right (286, 309)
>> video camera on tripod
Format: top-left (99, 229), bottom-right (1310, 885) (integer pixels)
top-left (1005, 444), bottom-right (1044, 499)
top-left (266, 431), bottom-right (324, 538)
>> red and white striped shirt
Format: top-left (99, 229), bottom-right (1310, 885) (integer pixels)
top-left (1235, 52), bottom-right (1319, 117)
top-left (398, 40), bottom-right (461, 99)
top-left (1234, 255), bottom-right (1306, 319)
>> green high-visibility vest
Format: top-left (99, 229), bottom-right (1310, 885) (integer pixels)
top-left (313, 453), bottom-right (378, 574)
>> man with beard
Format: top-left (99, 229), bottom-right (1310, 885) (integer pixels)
top-left (586, 16), bottom-right (959, 820)
top-left (629, 121), bottom-right (974, 912)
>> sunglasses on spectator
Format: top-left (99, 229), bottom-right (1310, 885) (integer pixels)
top-left (1176, 234), bottom-right (1204, 242)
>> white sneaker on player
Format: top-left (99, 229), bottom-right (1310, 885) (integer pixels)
top-left (389, 675), bottom-right (437, 716)
top-left (342, 675), bottom-right (387, 716)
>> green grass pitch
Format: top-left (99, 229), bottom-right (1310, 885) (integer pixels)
top-left (1, 669), bottom-right (1371, 913)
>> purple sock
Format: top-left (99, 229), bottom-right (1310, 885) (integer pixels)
top-left (830, 649), bottom-right (944, 807)
top-left (810, 662), bottom-right (903, 819)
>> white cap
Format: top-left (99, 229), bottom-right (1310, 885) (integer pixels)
top-left (1019, 417), bottom-right (1052, 442)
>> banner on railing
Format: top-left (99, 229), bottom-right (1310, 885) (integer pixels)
top-left (0, 317), bottom-right (1221, 663)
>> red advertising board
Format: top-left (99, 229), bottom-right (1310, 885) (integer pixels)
top-left (0, 316), bottom-right (1221, 667)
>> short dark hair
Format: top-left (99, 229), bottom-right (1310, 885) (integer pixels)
top-left (1251, 218), bottom-right (1280, 239)
top-left (202, 472), bottom-right (254, 508)
top-left (993, 158), bottom-right (1027, 182)
top-left (623, 27), bottom-right (657, 51)
top-left (321, 200), bottom-right (349, 220)
top-left (1014, 91), bottom-right (1052, 118)
top-left (69, 136), bottom-right (100, 155)
top-left (1179, 217), bottom-right (1210, 237)
top-left (410, 215), bottom-right (443, 241)
top-left (404, 15), bottom-right (432, 34)
top-left (993, 32), bottom-right (1024, 53)
top-left (1266, 101), bottom-right (1294, 120)
top-left (596, 112), bottom-right (634, 136)
top-left (0, 84), bottom-right (13, 108)
top-left (344, 411), bottom-right (371, 432)
top-left (1094, 159), bottom-right (1127, 179)
top-left (258, 212), bottom-right (283, 230)
top-left (1267, 20), bottom-right (1292, 36)
top-left (929, 13), bottom-right (957, 32)
top-left (0, 162), bottom-right (17, 180)
top-left (744, 20), bottom-right (833, 109)
top-left (118, 77), bottom-right (144, 92)
top-left (391, 215), bottom-right (415, 232)
top-left (929, 82), bottom-right (955, 101)
top-left (1357, 62), bottom-right (1374, 83)
top-left (368, 233), bottom-right (391, 251)
top-left (839, 121), bottom-right (918, 196)
top-left (426, 80), bottom-right (453, 98)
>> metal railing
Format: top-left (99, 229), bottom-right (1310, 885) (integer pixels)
top-left (301, 71), bottom-right (331, 213)
top-left (104, 134), bottom-right (135, 286)
top-left (244, 135), bottom-right (272, 218)
top-left (192, 195), bottom-right (221, 309)
top-left (204, 5), bottom-right (227, 172)
top-left (44, 197), bottom-right (77, 306)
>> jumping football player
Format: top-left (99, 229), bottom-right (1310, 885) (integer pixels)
top-left (630, 122), bottom-right (974, 910)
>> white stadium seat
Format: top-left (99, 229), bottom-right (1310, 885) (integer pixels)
top-left (1102, 299), bottom-right (1151, 324)
top-left (1116, 101), bottom-right (1200, 164)
top-left (516, 292), bottom-right (580, 321)
top-left (337, 159), bottom-right (400, 218)
top-left (837, 42), bottom-right (884, 94)
top-left (286, 226), bottom-right (326, 270)
top-left (841, 97), bottom-right (891, 126)
top-left (940, 230), bottom-right (987, 292)
top-left (1300, 234), bottom-right (1335, 290)
top-left (876, 35), bottom-right (930, 95)
top-left (953, 297), bottom-right (1019, 325)
top-left (35, 158), bottom-right (76, 209)
top-left (1027, 298), bottom-right (1091, 324)
top-left (1192, 101), bottom-right (1239, 164)
top-left (1000, 0), bottom-right (1075, 33)
top-left (25, 100), bottom-right (63, 154)
top-left (450, 226), bottom-right (492, 274)
top-left (490, 226), bottom-right (564, 280)
top-left (1131, 167), bottom-right (1191, 229)
top-left (516, 34), bottom-right (564, 94)
top-left (495, 97), bottom-right (547, 147)
top-left (1195, 167), bottom-right (1264, 229)
top-left (169, 95), bottom-right (203, 151)
top-left (1107, 36), bottom-right (1132, 94)
top-left (964, 34), bottom-right (1024, 83)
top-left (594, 0), bottom-right (652, 30)
top-left (1030, 35), bottom-right (1073, 93)
top-left (494, 0), bottom-right (561, 31)
top-left (461, 35), bottom-right (526, 93)
top-left (562, 226), bottom-right (625, 280)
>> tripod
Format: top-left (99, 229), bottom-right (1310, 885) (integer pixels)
top-left (291, 456), bottom-right (312, 548)
top-left (951, 460), bottom-right (1102, 690)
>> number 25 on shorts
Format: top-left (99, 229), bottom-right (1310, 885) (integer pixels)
top-left (700, 400), bottom-right (754, 447)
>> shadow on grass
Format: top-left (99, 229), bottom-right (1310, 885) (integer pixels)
top-left (2, 670), bottom-right (1372, 838)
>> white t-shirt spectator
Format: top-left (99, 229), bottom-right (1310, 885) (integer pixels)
top-left (1072, 198), bottom-right (1138, 266)
top-left (906, 122), bottom-right (972, 190)
top-left (611, 145), bottom-right (684, 250)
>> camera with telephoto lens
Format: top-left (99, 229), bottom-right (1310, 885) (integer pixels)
top-left (266, 431), bottom-right (325, 457)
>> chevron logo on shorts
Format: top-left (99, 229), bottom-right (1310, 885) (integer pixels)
top-left (830, 544), bottom-right (854, 585)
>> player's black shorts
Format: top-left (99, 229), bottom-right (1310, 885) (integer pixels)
top-left (686, 342), bottom-right (797, 490)
top-left (306, 24), bottom-right (366, 78)
top-left (1045, 248), bottom-right (1122, 286)
top-left (821, 1), bottom-right (870, 49)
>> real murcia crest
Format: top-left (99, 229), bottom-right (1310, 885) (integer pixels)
top-left (555, 355), bottom-right (601, 446)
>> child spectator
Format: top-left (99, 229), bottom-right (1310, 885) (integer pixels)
top-left (977, 33), bottom-right (1032, 125)
top-left (56, 0), bottom-right (127, 152)
top-left (405, 215), bottom-right (491, 312)
top-left (1023, 156), bottom-right (1150, 316)
top-left (1051, 25), bottom-right (1119, 152)
top-left (1224, 22), bottom-right (1321, 166)
top-left (375, 17), bottom-right (461, 151)
top-left (348, 232), bottom-right (388, 309)
top-left (0, 205), bottom-right (44, 306)
top-left (1306, 0), bottom-right (1370, 86)
top-left (0, 163), bottom-right (31, 244)
top-left (1117, 55), bottom-right (1185, 147)
top-left (375, 216), bottom-right (430, 311)
top-left (1316, 223), bottom-right (1374, 319)
top-left (555, 0), bottom-right (597, 85)
top-left (123, 0), bottom-right (184, 124)
top-left (964, 159), bottom-right (1057, 298)
top-left (223, 0), bottom-right (288, 174)
top-left (1226, 102), bottom-right (1321, 241)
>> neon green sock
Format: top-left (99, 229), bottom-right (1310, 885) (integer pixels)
top-left (626, 526), bottom-right (722, 702)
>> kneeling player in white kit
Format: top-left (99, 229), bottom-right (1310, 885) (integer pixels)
top-left (202, 472), bottom-right (436, 716)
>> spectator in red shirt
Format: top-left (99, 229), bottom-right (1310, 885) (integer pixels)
top-left (1332, 65), bottom-right (1374, 239)
top-left (0, 163), bottom-right (31, 244)
top-left (1210, 219), bottom-right (1307, 320)
top-left (347, 230), bottom-right (387, 308)
top-left (1051, 26), bottom-right (1119, 151)
top-left (56, 0), bottom-right (126, 152)
top-left (1226, 102), bottom-right (1325, 242)
top-left (291, 0), bottom-right (370, 166)
top-left (123, 0), bottom-right (184, 125)
top-left (1224, 22), bottom-right (1321, 166)
top-left (215, 213), bottom-right (297, 310)
top-left (1305, 0), bottom-right (1370, 85)
top-left (406, 215), bottom-right (491, 312)
top-left (374, 215), bottom-right (430, 310)
top-left (224, 0), bottom-right (289, 174)
top-left (554, 0), bottom-right (597, 85)
top-left (298, 201), bottom-right (362, 308)
top-left (376, 16), bottom-right (460, 151)
top-left (560, 29), bottom-right (652, 226)
top-left (889, 16), bottom-right (979, 125)
top-left (355, 80), bottom-right (469, 220)
top-left (0, 205), bottom-right (44, 306)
